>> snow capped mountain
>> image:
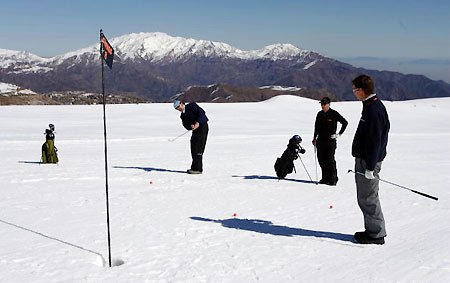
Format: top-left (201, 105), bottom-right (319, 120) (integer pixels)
top-left (0, 82), bottom-right (36, 95)
top-left (0, 32), bottom-right (321, 74)
top-left (51, 45), bottom-right (99, 65)
top-left (105, 32), bottom-right (316, 62)
top-left (0, 49), bottom-right (52, 73)
top-left (251, 43), bottom-right (313, 60)
top-left (48, 32), bottom-right (319, 64)
top-left (0, 49), bottom-right (49, 66)
top-left (2, 32), bottom-right (449, 102)
top-left (110, 32), bottom-right (246, 62)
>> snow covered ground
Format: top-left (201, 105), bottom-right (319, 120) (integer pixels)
top-left (0, 96), bottom-right (449, 282)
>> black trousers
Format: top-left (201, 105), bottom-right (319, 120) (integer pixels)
top-left (316, 139), bottom-right (337, 183)
top-left (190, 123), bottom-right (208, 172)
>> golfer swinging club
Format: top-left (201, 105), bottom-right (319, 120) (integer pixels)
top-left (173, 100), bottom-right (209, 174)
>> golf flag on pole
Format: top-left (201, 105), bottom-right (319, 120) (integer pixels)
top-left (99, 29), bottom-right (113, 268)
top-left (100, 31), bottom-right (114, 69)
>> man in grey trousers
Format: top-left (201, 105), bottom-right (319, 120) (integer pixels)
top-left (351, 74), bottom-right (390, 245)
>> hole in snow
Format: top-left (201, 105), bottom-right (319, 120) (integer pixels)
top-left (112, 258), bottom-right (125, 267)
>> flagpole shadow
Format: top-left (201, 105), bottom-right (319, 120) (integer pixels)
top-left (0, 219), bottom-right (106, 266)
top-left (190, 217), bottom-right (354, 243)
top-left (232, 175), bottom-right (317, 184)
top-left (114, 166), bottom-right (186, 174)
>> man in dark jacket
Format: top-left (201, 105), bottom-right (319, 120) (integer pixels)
top-left (352, 74), bottom-right (390, 245)
top-left (312, 97), bottom-right (348, 185)
top-left (174, 100), bottom-right (209, 174)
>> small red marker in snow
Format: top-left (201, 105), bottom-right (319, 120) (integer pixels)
top-left (233, 213), bottom-right (237, 217)
top-left (329, 205), bottom-right (333, 209)
top-left (149, 181), bottom-right (153, 184)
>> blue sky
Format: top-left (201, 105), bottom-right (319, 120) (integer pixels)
top-left (1, 0), bottom-right (449, 59)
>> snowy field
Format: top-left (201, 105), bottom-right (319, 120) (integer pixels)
top-left (0, 96), bottom-right (449, 282)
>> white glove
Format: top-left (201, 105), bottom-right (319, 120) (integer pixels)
top-left (331, 134), bottom-right (340, 140)
top-left (365, 170), bottom-right (375, 179)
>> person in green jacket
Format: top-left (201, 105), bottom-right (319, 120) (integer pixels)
top-left (41, 124), bottom-right (58, 164)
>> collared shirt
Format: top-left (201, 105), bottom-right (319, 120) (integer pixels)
top-left (364, 93), bottom-right (377, 101)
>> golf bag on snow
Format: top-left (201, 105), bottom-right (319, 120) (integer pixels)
top-left (41, 124), bottom-right (58, 164)
top-left (274, 135), bottom-right (306, 179)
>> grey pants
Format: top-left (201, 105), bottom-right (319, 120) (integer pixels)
top-left (355, 158), bottom-right (386, 238)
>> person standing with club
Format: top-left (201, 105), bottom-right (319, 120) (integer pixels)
top-left (312, 97), bottom-right (348, 185)
top-left (173, 100), bottom-right (209, 174)
top-left (352, 74), bottom-right (390, 245)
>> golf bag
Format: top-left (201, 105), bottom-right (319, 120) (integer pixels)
top-left (274, 135), bottom-right (306, 179)
top-left (41, 125), bottom-right (58, 164)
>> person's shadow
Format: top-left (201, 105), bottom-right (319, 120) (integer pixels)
top-left (191, 217), bottom-right (354, 243)
top-left (114, 166), bottom-right (186, 174)
top-left (232, 175), bottom-right (317, 184)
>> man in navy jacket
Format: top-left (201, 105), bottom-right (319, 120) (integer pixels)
top-left (352, 74), bottom-right (390, 245)
top-left (174, 100), bottom-right (209, 174)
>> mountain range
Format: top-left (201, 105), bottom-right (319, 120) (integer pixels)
top-left (338, 56), bottom-right (450, 84)
top-left (1, 32), bottom-right (450, 102)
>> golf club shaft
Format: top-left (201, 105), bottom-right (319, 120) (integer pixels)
top-left (298, 154), bottom-right (314, 183)
top-left (348, 170), bottom-right (438, 201)
top-left (168, 130), bottom-right (189, 142)
top-left (314, 145), bottom-right (318, 182)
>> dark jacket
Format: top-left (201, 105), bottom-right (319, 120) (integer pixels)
top-left (180, 102), bottom-right (209, 130)
top-left (314, 108), bottom-right (348, 141)
top-left (352, 95), bottom-right (390, 171)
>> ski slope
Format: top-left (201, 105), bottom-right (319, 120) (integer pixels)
top-left (0, 96), bottom-right (449, 282)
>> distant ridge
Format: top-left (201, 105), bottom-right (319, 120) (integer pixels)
top-left (170, 83), bottom-right (335, 103)
top-left (1, 32), bottom-right (450, 102)
top-left (0, 82), bottom-right (144, 105)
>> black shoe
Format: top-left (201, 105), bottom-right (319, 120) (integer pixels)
top-left (354, 231), bottom-right (385, 245)
top-left (319, 179), bottom-right (327, 184)
top-left (187, 169), bottom-right (202, 174)
top-left (327, 179), bottom-right (338, 186)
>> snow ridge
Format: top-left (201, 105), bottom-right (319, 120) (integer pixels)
top-left (56, 32), bottom-right (315, 63)
top-left (0, 32), bottom-right (321, 73)
top-left (0, 82), bottom-right (36, 95)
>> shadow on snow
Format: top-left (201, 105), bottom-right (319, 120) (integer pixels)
top-left (0, 219), bottom-right (106, 265)
top-left (232, 175), bottom-right (317, 184)
top-left (191, 217), bottom-right (354, 243)
top-left (18, 161), bottom-right (42, 164)
top-left (113, 166), bottom-right (186, 174)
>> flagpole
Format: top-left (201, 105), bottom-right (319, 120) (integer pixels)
top-left (100, 29), bottom-right (112, 268)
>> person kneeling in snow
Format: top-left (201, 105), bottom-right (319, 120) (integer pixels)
top-left (173, 100), bottom-right (209, 174)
